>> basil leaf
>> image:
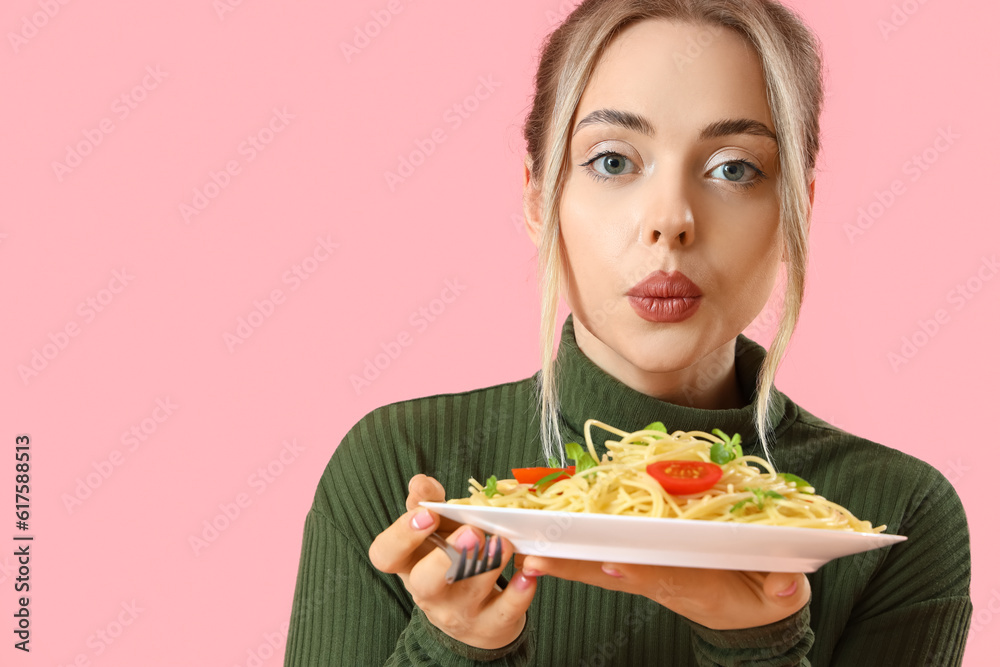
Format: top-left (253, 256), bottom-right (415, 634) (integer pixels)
top-left (730, 433), bottom-right (743, 458)
top-left (731, 498), bottom-right (752, 513)
top-left (547, 456), bottom-right (560, 468)
top-left (565, 441), bottom-right (598, 475)
top-left (778, 473), bottom-right (814, 494)
top-left (709, 430), bottom-right (743, 464)
top-left (643, 421), bottom-right (667, 433)
top-left (483, 475), bottom-right (499, 498)
top-left (711, 428), bottom-right (730, 443)
top-left (710, 441), bottom-right (731, 465)
top-left (531, 470), bottom-right (566, 492)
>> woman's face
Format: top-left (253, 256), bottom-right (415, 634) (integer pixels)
top-left (526, 19), bottom-right (809, 402)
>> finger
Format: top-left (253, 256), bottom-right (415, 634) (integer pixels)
top-left (407, 524), bottom-right (492, 603)
top-left (368, 504), bottom-right (442, 575)
top-left (763, 572), bottom-right (810, 609)
top-left (484, 566), bottom-right (539, 638)
top-left (599, 562), bottom-right (692, 602)
top-left (406, 474), bottom-right (461, 534)
top-left (521, 555), bottom-right (600, 581)
top-left (523, 556), bottom-right (694, 601)
top-left (406, 474), bottom-right (446, 511)
top-left (522, 555), bottom-right (639, 595)
top-left (458, 534), bottom-right (516, 594)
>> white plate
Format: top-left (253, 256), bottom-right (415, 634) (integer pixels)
top-left (419, 502), bottom-right (907, 573)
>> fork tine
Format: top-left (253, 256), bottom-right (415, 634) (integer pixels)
top-left (480, 536), bottom-right (494, 575)
top-left (488, 535), bottom-right (503, 571)
top-left (474, 538), bottom-right (486, 576)
top-left (454, 547), bottom-right (467, 583)
top-left (472, 540), bottom-right (485, 577)
top-left (426, 530), bottom-right (508, 589)
top-left (458, 546), bottom-right (470, 580)
top-left (479, 534), bottom-right (494, 575)
top-left (470, 534), bottom-right (496, 577)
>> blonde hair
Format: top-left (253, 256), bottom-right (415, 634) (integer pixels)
top-left (522, 0), bottom-right (823, 466)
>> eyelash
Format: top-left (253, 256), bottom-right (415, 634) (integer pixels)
top-left (579, 151), bottom-right (767, 190)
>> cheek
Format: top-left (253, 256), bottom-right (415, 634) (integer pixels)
top-left (705, 199), bottom-right (782, 308)
top-left (560, 178), bottom-right (635, 258)
top-left (705, 192), bottom-right (779, 257)
top-left (559, 184), bottom-right (615, 271)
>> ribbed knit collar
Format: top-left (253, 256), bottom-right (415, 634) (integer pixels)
top-left (552, 313), bottom-right (794, 460)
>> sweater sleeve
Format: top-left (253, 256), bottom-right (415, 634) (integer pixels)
top-left (283, 408), bottom-right (534, 666)
top-left (282, 507), bottom-right (533, 666)
top-left (684, 600), bottom-right (814, 666)
top-left (827, 470), bottom-right (973, 665)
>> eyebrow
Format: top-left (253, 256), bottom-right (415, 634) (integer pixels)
top-left (572, 108), bottom-right (777, 144)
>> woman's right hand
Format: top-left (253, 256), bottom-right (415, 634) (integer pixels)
top-left (369, 474), bottom-right (539, 650)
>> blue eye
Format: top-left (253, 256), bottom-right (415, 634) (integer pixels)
top-left (709, 159), bottom-right (766, 190)
top-left (580, 153), bottom-right (767, 190)
top-left (581, 151), bottom-right (635, 182)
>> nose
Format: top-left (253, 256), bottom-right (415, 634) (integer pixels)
top-left (640, 171), bottom-right (695, 248)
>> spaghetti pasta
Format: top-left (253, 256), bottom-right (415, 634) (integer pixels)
top-left (448, 419), bottom-right (886, 534)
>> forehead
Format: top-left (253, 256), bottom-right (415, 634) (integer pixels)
top-left (575, 18), bottom-right (773, 137)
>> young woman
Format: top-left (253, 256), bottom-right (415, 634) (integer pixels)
top-left (284, 1), bottom-right (972, 665)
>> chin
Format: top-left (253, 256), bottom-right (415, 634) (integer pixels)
top-left (609, 326), bottom-right (708, 373)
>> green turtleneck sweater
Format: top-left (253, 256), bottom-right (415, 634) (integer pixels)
top-left (283, 314), bottom-right (972, 666)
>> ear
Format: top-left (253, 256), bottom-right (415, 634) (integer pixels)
top-left (522, 156), bottom-right (543, 248)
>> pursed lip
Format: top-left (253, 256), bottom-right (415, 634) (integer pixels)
top-left (626, 270), bottom-right (702, 298)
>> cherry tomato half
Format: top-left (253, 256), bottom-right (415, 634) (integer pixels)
top-left (646, 460), bottom-right (723, 495)
top-left (511, 467), bottom-right (576, 485)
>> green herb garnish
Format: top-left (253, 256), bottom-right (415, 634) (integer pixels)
top-left (531, 470), bottom-right (568, 492)
top-left (730, 488), bottom-right (784, 513)
top-left (643, 421), bottom-right (667, 434)
top-left (778, 472), bottom-right (815, 494)
top-left (710, 429), bottom-right (743, 465)
top-left (483, 475), bottom-right (499, 498)
top-left (565, 442), bottom-right (598, 475)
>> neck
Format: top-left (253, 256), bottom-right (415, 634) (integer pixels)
top-left (572, 319), bottom-right (746, 411)
top-left (551, 313), bottom-right (788, 459)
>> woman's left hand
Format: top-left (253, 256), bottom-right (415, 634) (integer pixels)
top-left (519, 555), bottom-right (809, 630)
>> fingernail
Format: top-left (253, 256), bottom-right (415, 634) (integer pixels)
top-left (454, 528), bottom-right (479, 552)
top-left (410, 509), bottom-right (433, 530)
top-left (514, 572), bottom-right (536, 590)
top-left (776, 580), bottom-right (798, 597)
top-left (522, 568), bottom-right (543, 577)
top-left (601, 564), bottom-right (623, 578)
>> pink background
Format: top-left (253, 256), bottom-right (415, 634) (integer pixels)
top-left (2, 0), bottom-right (997, 664)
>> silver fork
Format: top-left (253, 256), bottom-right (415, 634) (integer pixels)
top-left (426, 531), bottom-right (508, 591)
